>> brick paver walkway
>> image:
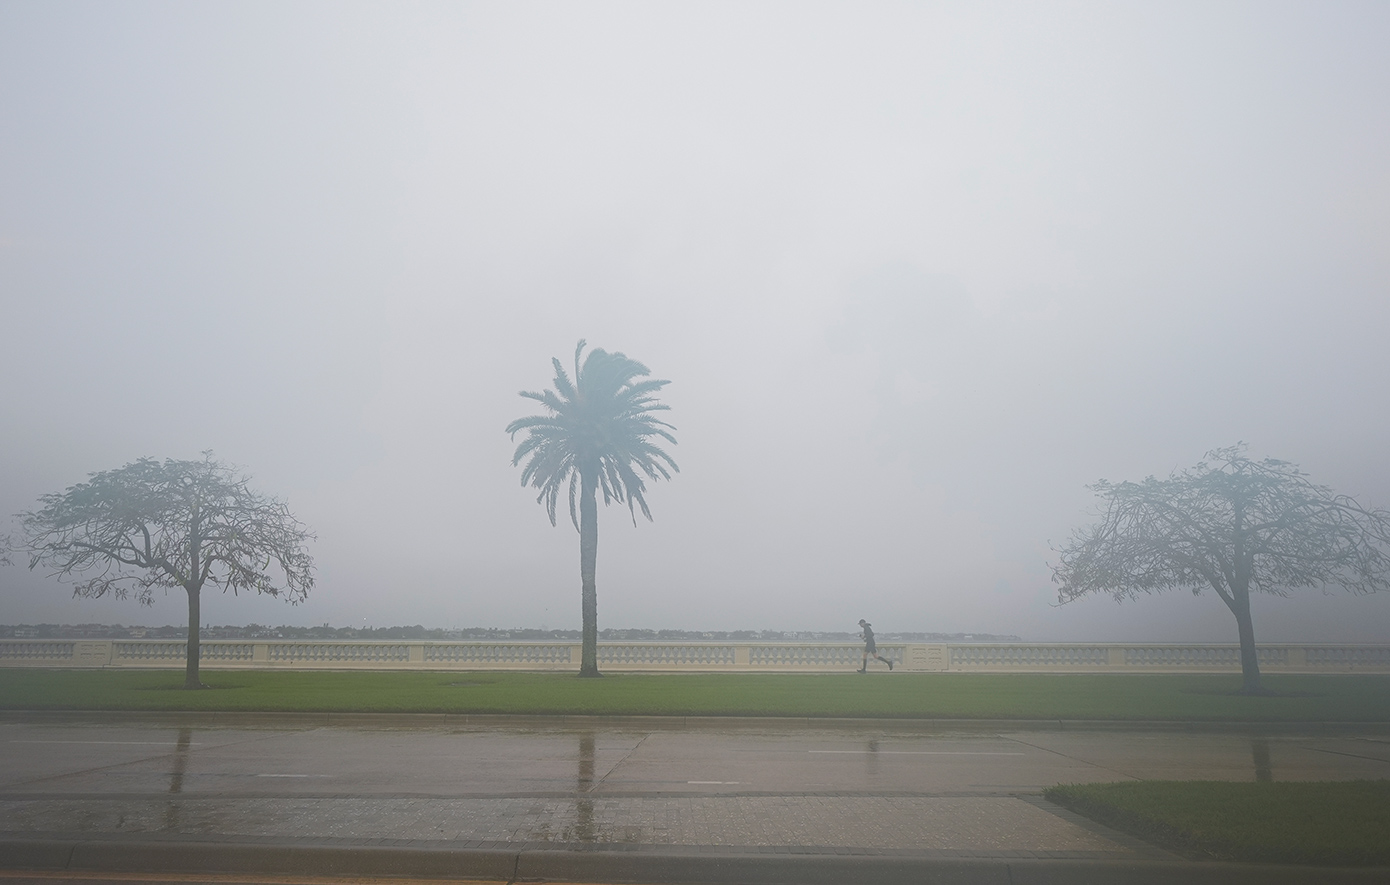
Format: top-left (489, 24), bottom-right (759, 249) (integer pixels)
top-left (0, 793), bottom-right (1152, 859)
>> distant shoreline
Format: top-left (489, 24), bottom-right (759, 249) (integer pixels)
top-left (0, 623), bottom-right (1023, 643)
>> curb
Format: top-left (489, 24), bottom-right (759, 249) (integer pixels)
top-left (3, 838), bottom-right (1390, 885)
top-left (2, 709), bottom-right (1388, 733)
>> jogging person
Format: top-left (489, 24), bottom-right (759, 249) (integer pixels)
top-left (857, 619), bottom-right (893, 672)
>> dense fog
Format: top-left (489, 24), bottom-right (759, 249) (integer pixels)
top-left (2, 2), bottom-right (1388, 643)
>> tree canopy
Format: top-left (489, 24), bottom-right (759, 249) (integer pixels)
top-left (507, 340), bottom-right (678, 676)
top-left (21, 453), bottom-right (315, 687)
top-left (1052, 445), bottom-right (1390, 692)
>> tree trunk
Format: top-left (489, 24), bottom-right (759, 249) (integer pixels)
top-left (183, 583), bottom-right (206, 689)
top-left (1231, 584), bottom-right (1263, 695)
top-left (1227, 503), bottom-right (1263, 695)
top-left (578, 468), bottom-right (601, 678)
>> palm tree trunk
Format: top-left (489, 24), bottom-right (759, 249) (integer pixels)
top-left (183, 583), bottom-right (205, 689)
top-left (578, 468), bottom-right (601, 677)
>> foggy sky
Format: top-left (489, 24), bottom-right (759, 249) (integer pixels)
top-left (2, 1), bottom-right (1388, 643)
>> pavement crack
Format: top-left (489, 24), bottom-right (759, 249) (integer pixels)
top-left (1304, 745), bottom-right (1390, 764)
top-left (1001, 735), bottom-right (1138, 781)
top-left (590, 732), bottom-right (649, 793)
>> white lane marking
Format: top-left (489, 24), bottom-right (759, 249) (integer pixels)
top-left (688, 781), bottom-right (741, 784)
top-left (7, 741), bottom-right (202, 745)
top-left (255, 774), bottom-right (332, 778)
top-left (809, 750), bottom-right (1025, 755)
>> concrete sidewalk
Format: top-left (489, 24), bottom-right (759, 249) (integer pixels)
top-left (2, 714), bottom-right (1388, 883)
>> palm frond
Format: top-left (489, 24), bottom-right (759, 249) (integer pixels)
top-left (508, 341), bottom-right (679, 530)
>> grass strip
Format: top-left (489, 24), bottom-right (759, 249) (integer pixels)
top-left (1, 670), bottom-right (1389, 720)
top-left (1045, 780), bottom-right (1390, 866)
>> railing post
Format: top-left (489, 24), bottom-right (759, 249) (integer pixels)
top-left (734, 646), bottom-right (750, 667)
top-left (903, 644), bottom-right (947, 671)
top-left (74, 641), bottom-right (113, 668)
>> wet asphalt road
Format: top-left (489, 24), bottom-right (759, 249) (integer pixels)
top-left (3, 718), bottom-right (1388, 799)
top-left (2, 716), bottom-right (1389, 883)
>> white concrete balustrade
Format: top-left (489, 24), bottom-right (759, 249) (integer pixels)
top-left (1, 639), bottom-right (1388, 673)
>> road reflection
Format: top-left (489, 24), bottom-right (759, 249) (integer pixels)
top-left (168, 727), bottom-right (193, 793)
top-left (164, 727), bottom-right (193, 830)
top-left (1251, 737), bottom-right (1273, 782)
top-left (573, 731), bottom-right (597, 842)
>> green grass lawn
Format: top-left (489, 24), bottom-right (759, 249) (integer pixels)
top-left (1046, 780), bottom-right (1390, 866)
top-left (1, 670), bottom-right (1388, 720)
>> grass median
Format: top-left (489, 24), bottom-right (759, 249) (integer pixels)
top-left (1, 670), bottom-right (1389, 720)
top-left (1045, 780), bottom-right (1390, 866)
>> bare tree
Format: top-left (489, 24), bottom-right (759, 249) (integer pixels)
top-left (1052, 445), bottom-right (1390, 694)
top-left (20, 453), bottom-right (315, 688)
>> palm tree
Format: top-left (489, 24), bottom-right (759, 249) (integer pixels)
top-left (507, 340), bottom-right (679, 677)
